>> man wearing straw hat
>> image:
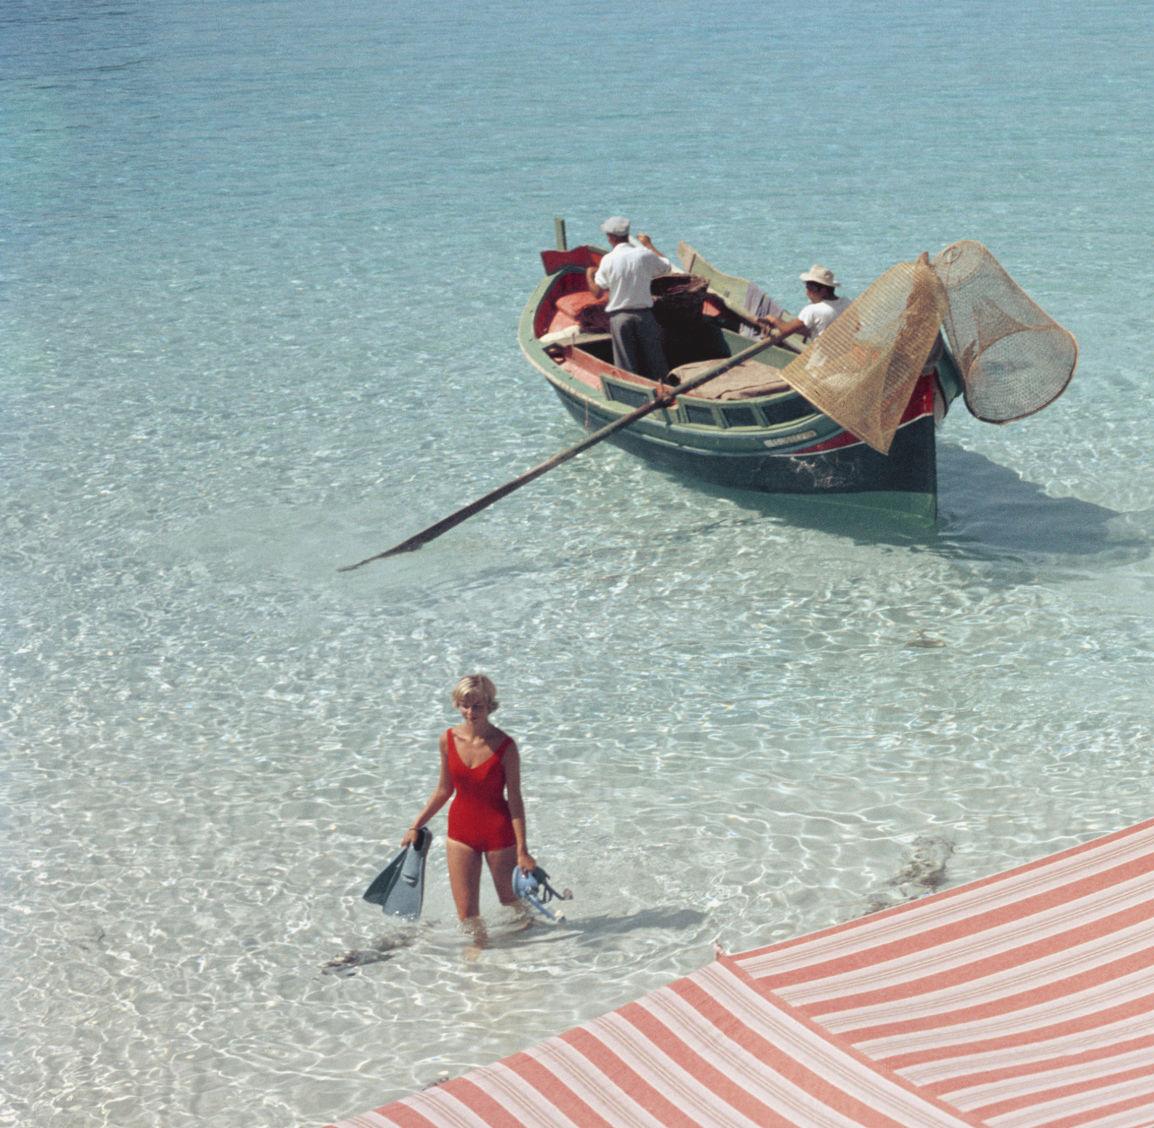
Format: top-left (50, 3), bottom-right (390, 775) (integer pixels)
top-left (760, 264), bottom-right (850, 345)
top-left (585, 216), bottom-right (672, 381)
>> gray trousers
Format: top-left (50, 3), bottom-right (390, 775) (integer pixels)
top-left (608, 308), bottom-right (668, 381)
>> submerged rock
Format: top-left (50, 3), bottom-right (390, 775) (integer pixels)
top-left (321, 948), bottom-right (395, 976)
top-left (905, 630), bottom-right (946, 649)
top-left (863, 833), bottom-right (955, 915)
top-left (321, 931), bottom-right (414, 976)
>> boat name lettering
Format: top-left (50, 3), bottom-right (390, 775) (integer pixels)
top-left (763, 431), bottom-right (817, 448)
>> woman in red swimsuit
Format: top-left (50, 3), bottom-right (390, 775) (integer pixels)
top-left (402, 675), bottom-right (536, 923)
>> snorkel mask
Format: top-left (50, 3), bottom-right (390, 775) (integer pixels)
top-left (511, 866), bottom-right (572, 921)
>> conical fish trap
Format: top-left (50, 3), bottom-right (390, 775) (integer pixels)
top-left (932, 240), bottom-right (1077, 423)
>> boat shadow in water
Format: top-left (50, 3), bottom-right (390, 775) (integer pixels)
top-left (933, 444), bottom-right (1150, 563)
top-left (687, 442), bottom-right (1150, 567)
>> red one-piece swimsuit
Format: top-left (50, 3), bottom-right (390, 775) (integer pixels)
top-left (445, 728), bottom-right (517, 853)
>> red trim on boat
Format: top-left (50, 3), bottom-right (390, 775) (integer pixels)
top-left (798, 373), bottom-right (939, 453)
top-left (540, 246), bottom-right (602, 275)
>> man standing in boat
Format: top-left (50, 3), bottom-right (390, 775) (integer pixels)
top-left (760, 264), bottom-right (850, 344)
top-left (585, 216), bottom-right (672, 381)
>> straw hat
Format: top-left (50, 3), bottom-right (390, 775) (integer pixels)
top-left (799, 264), bottom-right (840, 288)
top-left (600, 215), bottom-right (630, 237)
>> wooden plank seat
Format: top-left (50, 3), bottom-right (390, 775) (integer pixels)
top-left (539, 324), bottom-right (612, 350)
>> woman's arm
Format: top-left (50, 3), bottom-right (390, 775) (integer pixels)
top-left (502, 741), bottom-right (536, 873)
top-left (401, 733), bottom-right (454, 846)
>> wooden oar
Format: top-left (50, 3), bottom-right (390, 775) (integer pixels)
top-left (717, 299), bottom-right (803, 354)
top-left (338, 335), bottom-right (781, 571)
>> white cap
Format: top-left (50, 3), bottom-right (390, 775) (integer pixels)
top-left (600, 215), bottom-right (630, 237)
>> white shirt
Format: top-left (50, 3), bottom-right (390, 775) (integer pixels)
top-left (593, 243), bottom-right (672, 313)
top-left (798, 296), bottom-right (850, 339)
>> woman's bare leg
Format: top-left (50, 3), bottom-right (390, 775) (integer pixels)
top-left (446, 838), bottom-right (484, 921)
top-left (485, 845), bottom-right (520, 906)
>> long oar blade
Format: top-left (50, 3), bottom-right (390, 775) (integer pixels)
top-left (338, 335), bottom-right (780, 572)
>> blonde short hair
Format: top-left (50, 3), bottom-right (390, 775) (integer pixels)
top-left (451, 674), bottom-right (498, 711)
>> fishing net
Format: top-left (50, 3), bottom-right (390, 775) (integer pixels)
top-left (776, 255), bottom-right (949, 454)
top-left (931, 240), bottom-right (1078, 423)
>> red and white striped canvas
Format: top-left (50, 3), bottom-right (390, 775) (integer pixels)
top-left (328, 817), bottom-right (1154, 1128)
top-left (733, 817), bottom-right (1154, 1127)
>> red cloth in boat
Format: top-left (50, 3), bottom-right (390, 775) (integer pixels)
top-left (554, 290), bottom-right (611, 333)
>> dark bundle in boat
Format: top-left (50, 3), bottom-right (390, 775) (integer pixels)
top-left (650, 273), bottom-right (709, 323)
top-left (650, 273), bottom-right (716, 367)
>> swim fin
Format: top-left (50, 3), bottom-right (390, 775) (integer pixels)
top-left (363, 828), bottom-right (433, 920)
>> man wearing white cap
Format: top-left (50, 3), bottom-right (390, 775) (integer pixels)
top-left (760, 264), bottom-right (850, 345)
top-left (585, 216), bottom-right (672, 380)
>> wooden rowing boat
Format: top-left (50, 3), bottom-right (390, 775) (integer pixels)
top-left (518, 238), bottom-right (965, 524)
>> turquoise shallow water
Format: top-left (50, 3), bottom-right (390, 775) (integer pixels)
top-left (3, 2), bottom-right (1154, 1125)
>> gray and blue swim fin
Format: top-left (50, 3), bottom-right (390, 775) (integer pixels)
top-left (363, 828), bottom-right (432, 920)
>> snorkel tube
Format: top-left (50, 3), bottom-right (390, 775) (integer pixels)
top-left (511, 866), bottom-right (573, 922)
